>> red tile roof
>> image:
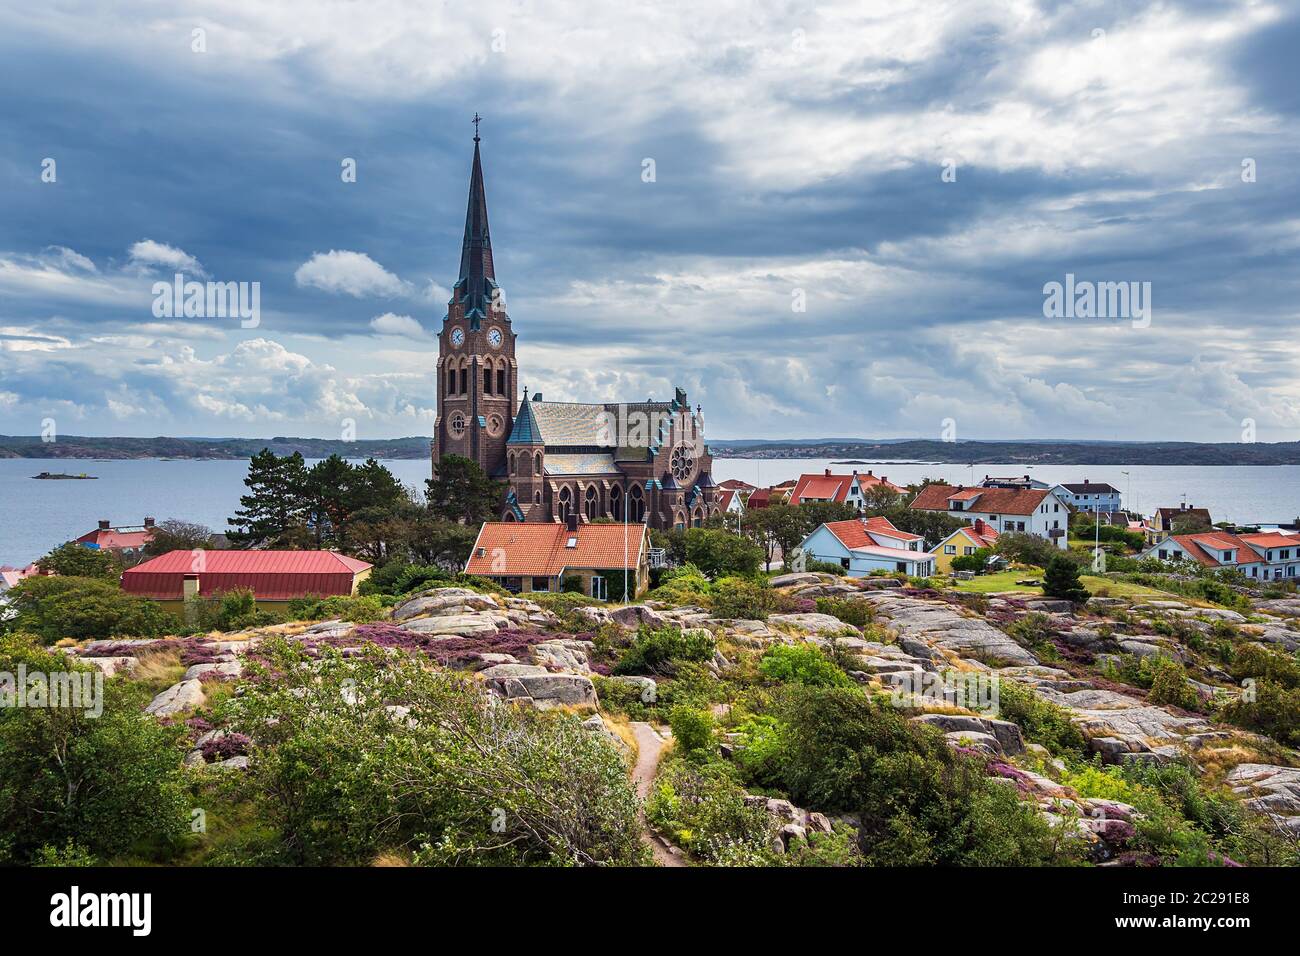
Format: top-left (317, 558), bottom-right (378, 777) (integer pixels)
top-left (909, 483), bottom-right (1053, 516)
top-left (718, 479), bottom-right (757, 492)
top-left (790, 473), bottom-right (854, 505)
top-left (822, 516), bottom-right (921, 550)
top-left (464, 523), bottom-right (647, 577)
top-left (745, 488), bottom-right (773, 509)
top-left (121, 550), bottom-right (372, 600)
top-left (1239, 532), bottom-right (1300, 551)
top-left (718, 488), bottom-right (739, 511)
top-left (1164, 533), bottom-right (1264, 568)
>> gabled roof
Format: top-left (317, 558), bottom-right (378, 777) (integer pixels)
top-left (527, 402), bottom-right (615, 445)
top-left (909, 483), bottom-right (1053, 516)
top-left (464, 523), bottom-right (646, 576)
top-left (1154, 506), bottom-right (1211, 526)
top-left (121, 550), bottom-right (372, 600)
top-left (719, 479), bottom-right (757, 492)
top-left (745, 488), bottom-right (772, 509)
top-left (1239, 532), bottom-right (1300, 551)
top-left (543, 453), bottom-right (622, 476)
top-left (820, 516), bottom-right (921, 552)
top-left (1155, 533), bottom-right (1264, 568)
top-left (1057, 482), bottom-right (1120, 495)
top-left (938, 523), bottom-right (1000, 550)
top-left (718, 488), bottom-right (741, 511)
top-left (789, 473), bottom-right (854, 505)
top-left (76, 523), bottom-right (155, 550)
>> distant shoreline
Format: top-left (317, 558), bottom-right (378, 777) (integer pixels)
top-left (4, 434), bottom-right (1300, 466)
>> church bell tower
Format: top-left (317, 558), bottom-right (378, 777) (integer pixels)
top-left (432, 116), bottom-right (518, 480)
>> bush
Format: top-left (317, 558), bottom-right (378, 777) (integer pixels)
top-left (226, 639), bottom-right (644, 866)
top-left (1147, 657), bottom-right (1199, 710)
top-left (814, 597), bottom-right (872, 629)
top-left (284, 594), bottom-right (385, 624)
top-left (758, 644), bottom-right (852, 687)
top-left (684, 528), bottom-right (764, 578)
top-left (0, 636), bottom-right (191, 864)
top-left (761, 685), bottom-right (1066, 865)
top-left (995, 532), bottom-right (1058, 569)
top-left (950, 548), bottom-right (992, 573)
top-left (805, 560), bottom-right (847, 576)
top-left (648, 563), bottom-right (712, 605)
top-left (35, 542), bottom-right (119, 580)
top-left (645, 759), bottom-right (772, 863)
top-left (613, 626), bottom-right (716, 676)
top-left (995, 680), bottom-right (1088, 757)
top-left (3, 576), bottom-right (170, 643)
top-left (709, 577), bottom-right (776, 620)
top-left (668, 705), bottom-right (715, 758)
top-left (1217, 679), bottom-right (1300, 747)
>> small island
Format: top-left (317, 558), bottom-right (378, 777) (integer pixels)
top-left (30, 471), bottom-right (98, 480)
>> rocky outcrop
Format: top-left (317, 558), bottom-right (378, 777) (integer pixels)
top-left (1226, 764), bottom-right (1300, 834)
top-left (145, 679), bottom-right (206, 717)
top-left (183, 661), bottom-right (243, 682)
top-left (862, 591), bottom-right (1039, 666)
top-left (912, 713), bottom-right (1025, 756)
top-left (479, 663), bottom-right (598, 710)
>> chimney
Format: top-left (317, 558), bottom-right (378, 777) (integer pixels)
top-left (98, 519), bottom-right (111, 530)
top-left (824, 469), bottom-right (831, 477)
top-left (566, 513), bottom-right (579, 533)
top-left (1083, 478), bottom-right (1089, 486)
top-left (974, 518), bottom-right (985, 534)
top-left (143, 516), bottom-right (155, 528)
top-left (881, 476), bottom-right (887, 484)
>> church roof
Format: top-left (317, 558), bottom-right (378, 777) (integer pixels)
top-left (507, 395), bottom-right (542, 444)
top-left (543, 453), bottom-right (623, 477)
top-left (527, 402), bottom-right (613, 445)
top-left (454, 135), bottom-right (496, 327)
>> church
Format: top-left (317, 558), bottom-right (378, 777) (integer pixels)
top-left (430, 129), bottom-right (720, 530)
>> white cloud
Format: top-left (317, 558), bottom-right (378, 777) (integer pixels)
top-left (369, 312), bottom-right (430, 339)
top-left (294, 250), bottom-right (411, 298)
top-left (128, 239), bottom-right (205, 276)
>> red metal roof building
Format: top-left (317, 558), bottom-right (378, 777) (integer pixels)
top-left (121, 550), bottom-right (373, 602)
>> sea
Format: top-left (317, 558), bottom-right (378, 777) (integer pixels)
top-left (3, 456), bottom-right (1299, 568)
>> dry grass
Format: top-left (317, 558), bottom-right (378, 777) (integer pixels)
top-left (371, 850), bottom-right (411, 867)
top-left (131, 645), bottom-right (185, 687)
top-left (599, 713), bottom-right (641, 762)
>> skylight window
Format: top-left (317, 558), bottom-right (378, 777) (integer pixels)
top-left (566, 536), bottom-right (577, 548)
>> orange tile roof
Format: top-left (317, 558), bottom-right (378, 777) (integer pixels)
top-left (909, 483), bottom-right (1053, 516)
top-left (822, 516), bottom-right (921, 550)
top-left (1239, 532), bottom-right (1300, 550)
top-left (464, 522), bottom-right (647, 577)
top-left (1166, 533), bottom-right (1264, 568)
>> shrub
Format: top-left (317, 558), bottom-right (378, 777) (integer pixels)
top-left (668, 705), bottom-right (715, 758)
top-left (758, 644), bottom-right (852, 687)
top-left (709, 577), bottom-right (776, 620)
top-left (1147, 658), bottom-right (1199, 710)
top-left (613, 626), bottom-right (716, 676)
top-left (994, 680), bottom-right (1088, 757)
top-left (814, 597), bottom-right (872, 629)
top-left (1217, 679), bottom-right (1300, 747)
top-left (227, 639), bottom-right (644, 866)
top-left (1004, 613), bottom-right (1058, 660)
top-left (285, 594), bottom-right (386, 624)
top-left (0, 636), bottom-right (191, 864)
top-left (3, 576), bottom-right (170, 643)
top-left (684, 528), bottom-right (764, 578)
top-left (645, 759), bottom-right (772, 863)
top-left (763, 685), bottom-right (1066, 865)
top-left (805, 560), bottom-right (847, 576)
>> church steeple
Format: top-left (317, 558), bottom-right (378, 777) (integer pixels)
top-left (455, 115), bottom-right (496, 329)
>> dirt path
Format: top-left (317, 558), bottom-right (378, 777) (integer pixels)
top-left (630, 721), bottom-right (686, 867)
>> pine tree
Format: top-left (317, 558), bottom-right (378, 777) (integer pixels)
top-left (426, 455), bottom-right (502, 524)
top-left (227, 449), bottom-right (309, 547)
top-left (1042, 554), bottom-right (1090, 603)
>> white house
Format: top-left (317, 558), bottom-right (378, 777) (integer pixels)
top-left (717, 488), bottom-right (745, 517)
top-left (909, 484), bottom-right (1071, 549)
top-left (1140, 530), bottom-right (1300, 582)
top-left (1050, 480), bottom-right (1122, 514)
top-left (798, 516), bottom-right (936, 577)
top-left (1239, 532), bottom-right (1300, 581)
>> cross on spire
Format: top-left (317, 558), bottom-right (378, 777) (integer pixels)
top-left (472, 112), bottom-right (482, 142)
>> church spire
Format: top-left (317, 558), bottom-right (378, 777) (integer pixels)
top-left (455, 115), bottom-right (496, 327)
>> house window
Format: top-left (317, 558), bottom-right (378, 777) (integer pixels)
top-left (531, 576), bottom-right (551, 592)
top-left (963, 546), bottom-right (975, 555)
top-left (840, 557), bottom-right (850, 569)
top-left (943, 545), bottom-right (956, 554)
top-left (1158, 549), bottom-right (1168, 559)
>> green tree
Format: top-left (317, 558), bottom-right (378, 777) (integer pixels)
top-left (35, 542), bottom-right (117, 580)
top-left (142, 519), bottom-right (214, 558)
top-left (995, 531), bottom-right (1058, 569)
top-left (683, 528), bottom-right (764, 577)
top-left (0, 636), bottom-right (191, 864)
top-left (227, 449), bottom-right (310, 547)
top-left (426, 455), bottom-right (503, 524)
top-left (1042, 554), bottom-right (1090, 603)
top-left (2, 577), bottom-right (170, 643)
top-left (950, 547), bottom-right (992, 573)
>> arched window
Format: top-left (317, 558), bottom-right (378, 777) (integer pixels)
top-left (535, 490), bottom-right (542, 504)
top-left (609, 484), bottom-right (623, 521)
top-left (585, 485), bottom-right (598, 520)
top-left (534, 452), bottom-right (542, 475)
top-left (692, 507), bottom-right (703, 528)
top-left (509, 454), bottom-right (517, 476)
top-left (629, 485), bottom-right (645, 523)
top-left (445, 366), bottom-right (455, 397)
top-left (496, 362), bottom-right (507, 396)
top-left (558, 486), bottom-right (572, 522)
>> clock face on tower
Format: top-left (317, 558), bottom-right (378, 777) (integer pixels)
top-left (488, 327), bottom-right (503, 349)
top-left (450, 327), bottom-right (465, 347)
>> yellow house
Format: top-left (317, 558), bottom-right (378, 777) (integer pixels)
top-left (930, 519), bottom-right (999, 573)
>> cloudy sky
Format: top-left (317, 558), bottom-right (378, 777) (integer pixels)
top-left (1, 0), bottom-right (1297, 444)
